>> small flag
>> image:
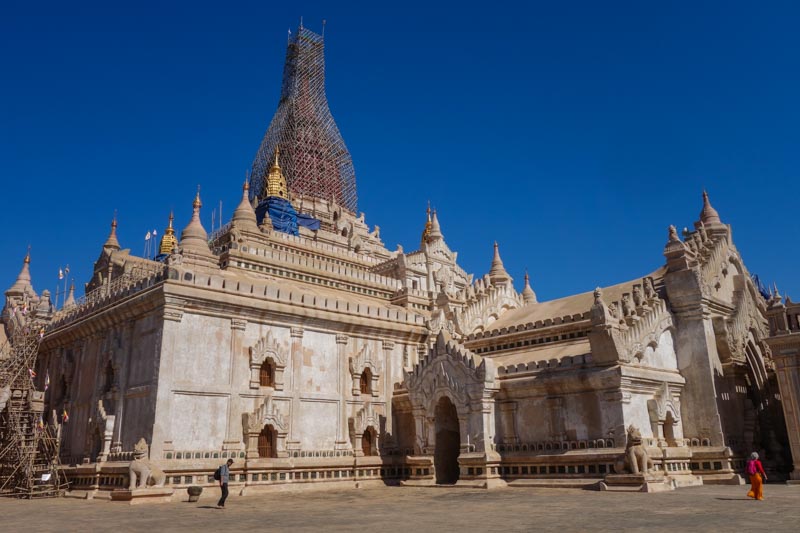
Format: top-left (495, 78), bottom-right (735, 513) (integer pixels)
top-left (36, 415), bottom-right (44, 431)
top-left (145, 232), bottom-right (151, 241)
top-left (28, 368), bottom-right (37, 379)
top-left (45, 372), bottom-right (50, 391)
top-left (58, 268), bottom-right (64, 280)
top-left (152, 229), bottom-right (157, 237)
top-left (62, 408), bottom-right (69, 423)
top-left (65, 265), bottom-right (70, 274)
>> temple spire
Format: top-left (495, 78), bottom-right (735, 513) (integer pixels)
top-left (232, 180), bottom-right (258, 230)
top-left (522, 270), bottom-right (537, 304)
top-left (266, 148), bottom-right (289, 200)
top-left (249, 26), bottom-right (357, 211)
top-left (488, 242), bottom-right (511, 285)
top-left (64, 280), bottom-right (76, 309)
top-left (699, 190), bottom-right (722, 226)
top-left (179, 187), bottom-right (213, 257)
top-left (420, 203), bottom-right (432, 247)
top-left (6, 249), bottom-right (34, 297)
top-left (158, 212), bottom-right (178, 256)
top-left (429, 209), bottom-right (443, 241)
top-left (104, 216), bottom-right (120, 251)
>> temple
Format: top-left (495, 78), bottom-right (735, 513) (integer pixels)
top-left (1, 25), bottom-right (796, 498)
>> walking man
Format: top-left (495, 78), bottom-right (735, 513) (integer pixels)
top-left (217, 458), bottom-right (234, 508)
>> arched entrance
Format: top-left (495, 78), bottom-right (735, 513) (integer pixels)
top-left (258, 425), bottom-right (276, 458)
top-left (434, 396), bottom-right (460, 484)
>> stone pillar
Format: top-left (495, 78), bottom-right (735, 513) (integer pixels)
top-left (412, 407), bottom-right (427, 454)
top-left (458, 414), bottom-right (469, 453)
top-left (223, 318), bottom-right (247, 450)
top-left (663, 263), bottom-right (726, 447)
top-left (243, 413), bottom-right (261, 460)
top-left (381, 339), bottom-right (394, 448)
top-left (769, 340), bottom-right (800, 481)
top-left (335, 334), bottom-right (351, 450)
top-left (286, 326), bottom-right (304, 452)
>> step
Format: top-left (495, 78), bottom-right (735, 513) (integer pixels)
top-left (506, 478), bottom-right (603, 489)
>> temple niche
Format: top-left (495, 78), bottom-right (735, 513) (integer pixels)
top-left (3, 24), bottom-right (792, 501)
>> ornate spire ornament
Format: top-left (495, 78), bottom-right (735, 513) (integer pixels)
top-left (420, 204), bottom-right (432, 247)
top-left (522, 270), bottom-right (537, 304)
top-left (428, 209), bottom-right (443, 241)
top-left (266, 148), bottom-right (289, 200)
top-left (158, 212), bottom-right (178, 256)
top-left (179, 187), bottom-right (213, 257)
top-left (6, 249), bottom-right (34, 297)
top-left (699, 190), bottom-right (722, 226)
top-left (232, 180), bottom-right (259, 230)
top-left (488, 242), bottom-right (511, 284)
top-left (104, 216), bottom-right (121, 251)
top-left (64, 280), bottom-right (76, 309)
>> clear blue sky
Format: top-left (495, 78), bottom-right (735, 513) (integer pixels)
top-left (2, 1), bottom-right (799, 305)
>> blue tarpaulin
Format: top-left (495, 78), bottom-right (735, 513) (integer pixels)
top-left (297, 212), bottom-right (322, 231)
top-left (255, 197), bottom-right (321, 236)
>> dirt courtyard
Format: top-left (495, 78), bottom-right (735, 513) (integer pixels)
top-left (1, 483), bottom-right (798, 532)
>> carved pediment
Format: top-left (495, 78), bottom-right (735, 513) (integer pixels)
top-left (404, 332), bottom-right (496, 411)
top-left (348, 343), bottom-right (381, 376)
top-left (250, 330), bottom-right (287, 367)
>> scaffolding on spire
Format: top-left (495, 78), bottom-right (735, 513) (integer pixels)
top-left (250, 26), bottom-right (358, 213)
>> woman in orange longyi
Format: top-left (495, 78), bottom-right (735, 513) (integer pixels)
top-left (746, 452), bottom-right (767, 500)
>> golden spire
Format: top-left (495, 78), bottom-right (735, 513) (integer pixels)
top-left (266, 147), bottom-right (288, 199)
top-left (420, 203), bottom-right (432, 247)
top-left (159, 211), bottom-right (178, 255)
top-left (193, 185), bottom-right (202, 209)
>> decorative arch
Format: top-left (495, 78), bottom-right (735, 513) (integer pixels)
top-left (349, 404), bottom-right (379, 457)
top-left (403, 332), bottom-right (498, 456)
top-left (243, 395), bottom-right (289, 459)
top-left (349, 344), bottom-right (380, 397)
top-left (647, 382), bottom-right (684, 447)
top-left (249, 331), bottom-right (287, 391)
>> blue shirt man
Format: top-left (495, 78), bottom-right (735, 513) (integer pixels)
top-left (217, 459), bottom-right (234, 508)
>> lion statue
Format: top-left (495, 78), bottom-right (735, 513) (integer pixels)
top-left (613, 425), bottom-right (654, 475)
top-left (128, 438), bottom-right (166, 490)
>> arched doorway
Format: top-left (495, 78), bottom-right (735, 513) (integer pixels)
top-left (434, 396), bottom-right (460, 484)
top-left (258, 425), bottom-right (276, 458)
top-left (664, 412), bottom-right (677, 447)
top-left (362, 426), bottom-right (377, 456)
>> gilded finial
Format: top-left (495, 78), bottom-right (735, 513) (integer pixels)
top-left (266, 148), bottom-right (288, 200)
top-left (421, 203), bottom-right (433, 246)
top-left (159, 210), bottom-right (178, 255)
top-left (193, 186), bottom-right (202, 209)
top-left (24, 245), bottom-right (31, 264)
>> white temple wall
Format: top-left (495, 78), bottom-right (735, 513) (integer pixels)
top-left (622, 393), bottom-right (657, 439)
top-left (504, 387), bottom-right (622, 443)
top-left (641, 330), bottom-right (679, 370)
